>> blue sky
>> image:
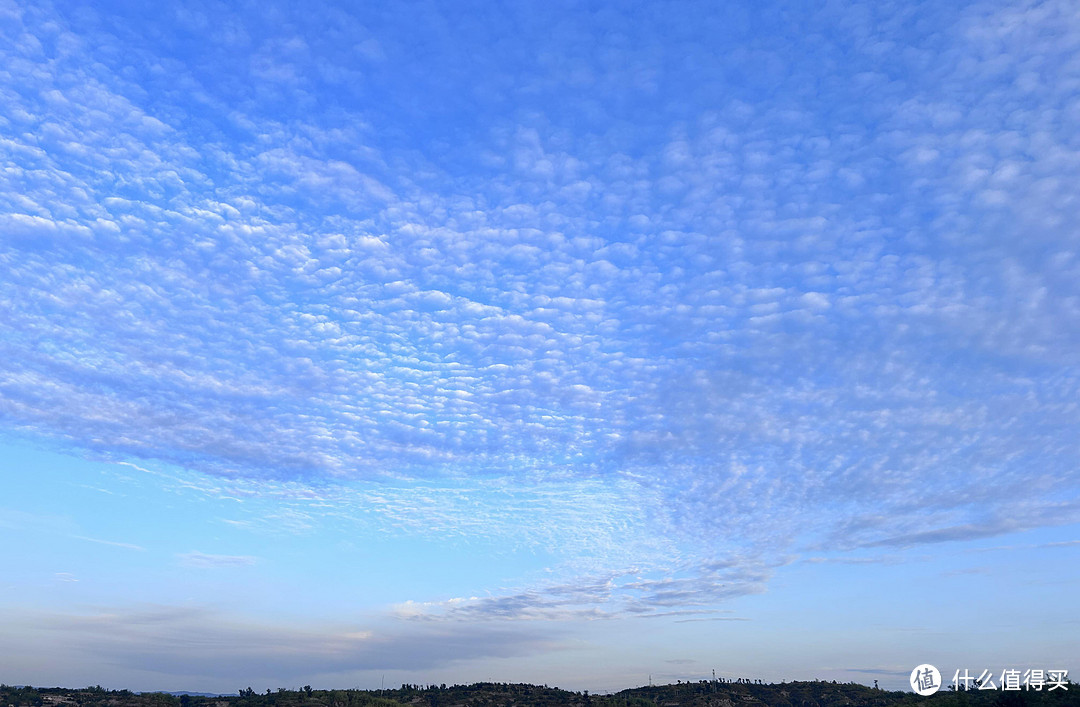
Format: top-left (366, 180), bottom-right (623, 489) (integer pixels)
top-left (2, 0), bottom-right (1079, 694)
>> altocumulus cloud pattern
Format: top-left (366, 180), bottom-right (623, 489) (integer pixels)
top-left (2, 0), bottom-right (1080, 627)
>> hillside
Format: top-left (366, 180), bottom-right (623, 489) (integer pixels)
top-left (2, 679), bottom-right (1076, 707)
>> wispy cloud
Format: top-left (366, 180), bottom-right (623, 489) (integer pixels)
top-left (72, 535), bottom-right (146, 551)
top-left (844, 667), bottom-right (913, 678)
top-left (800, 555), bottom-right (908, 566)
top-left (967, 539), bottom-right (1080, 553)
top-left (177, 552), bottom-right (257, 569)
top-left (392, 560), bottom-right (772, 621)
top-left (0, 509), bottom-right (146, 551)
top-left (6, 604), bottom-right (562, 682)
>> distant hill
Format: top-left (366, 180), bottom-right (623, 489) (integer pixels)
top-left (2, 679), bottom-right (1077, 707)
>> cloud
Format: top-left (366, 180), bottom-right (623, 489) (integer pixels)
top-left (119, 462), bottom-right (674, 577)
top-left (844, 667), bottom-right (912, 678)
top-left (841, 498), bottom-right (1080, 550)
top-left (8, 605), bottom-right (563, 682)
top-left (0, 509), bottom-right (146, 552)
top-left (72, 535), bottom-right (146, 551)
top-left (800, 555), bottom-right (907, 566)
top-left (391, 560), bottom-right (772, 621)
top-left (967, 538), bottom-right (1080, 553)
top-left (177, 551), bottom-right (257, 568)
top-left (1, 0), bottom-right (1079, 620)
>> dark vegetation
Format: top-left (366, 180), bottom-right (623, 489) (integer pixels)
top-left (3, 679), bottom-right (1077, 707)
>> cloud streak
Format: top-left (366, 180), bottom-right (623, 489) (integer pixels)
top-left (5, 604), bottom-right (562, 683)
top-left (177, 551), bottom-right (257, 568)
top-left (71, 536), bottom-right (146, 551)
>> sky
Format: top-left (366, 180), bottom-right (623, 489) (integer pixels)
top-left (1, 0), bottom-right (1079, 695)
